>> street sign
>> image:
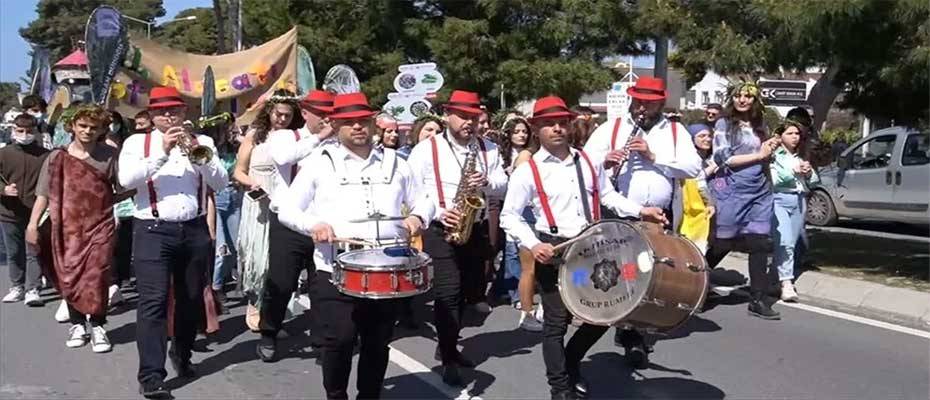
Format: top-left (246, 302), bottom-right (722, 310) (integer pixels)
top-left (606, 81), bottom-right (633, 121)
top-left (759, 80), bottom-right (809, 106)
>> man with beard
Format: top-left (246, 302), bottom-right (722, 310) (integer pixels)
top-left (406, 90), bottom-right (507, 386)
top-left (276, 92), bottom-right (432, 399)
top-left (584, 77), bottom-right (702, 369)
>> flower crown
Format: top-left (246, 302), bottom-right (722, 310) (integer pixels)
top-left (728, 81), bottom-right (764, 106)
top-left (268, 94), bottom-right (301, 104)
top-left (413, 112), bottom-right (444, 126)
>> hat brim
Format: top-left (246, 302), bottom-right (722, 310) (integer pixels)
top-left (148, 100), bottom-right (187, 110)
top-left (529, 111), bottom-right (575, 122)
top-left (443, 104), bottom-right (483, 115)
top-left (302, 104), bottom-right (334, 114)
top-left (627, 87), bottom-right (667, 101)
top-left (329, 109), bottom-right (377, 120)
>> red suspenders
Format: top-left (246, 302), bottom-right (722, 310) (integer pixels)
top-left (610, 118), bottom-right (622, 150)
top-left (429, 135), bottom-right (488, 209)
top-left (527, 150), bottom-right (601, 234)
top-left (143, 133), bottom-right (203, 219)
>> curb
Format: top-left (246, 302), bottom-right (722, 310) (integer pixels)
top-left (717, 253), bottom-right (930, 332)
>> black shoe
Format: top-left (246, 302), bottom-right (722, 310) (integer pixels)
top-left (571, 376), bottom-right (589, 398)
top-left (256, 335), bottom-right (277, 362)
top-left (435, 347), bottom-right (475, 368)
top-left (748, 300), bottom-right (781, 320)
top-left (551, 390), bottom-right (579, 400)
top-left (625, 344), bottom-right (649, 369)
top-left (396, 316), bottom-right (419, 330)
top-left (442, 365), bottom-right (464, 387)
top-left (169, 353), bottom-right (196, 379)
top-left (139, 381), bottom-right (171, 399)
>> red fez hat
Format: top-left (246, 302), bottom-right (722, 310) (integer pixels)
top-left (627, 77), bottom-right (668, 101)
top-left (328, 92), bottom-right (377, 120)
top-left (529, 96), bottom-right (575, 122)
top-left (148, 86), bottom-right (186, 109)
top-left (443, 90), bottom-right (483, 115)
top-left (300, 90), bottom-right (335, 114)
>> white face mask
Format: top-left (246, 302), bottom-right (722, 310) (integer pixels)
top-left (13, 133), bottom-right (36, 145)
top-left (26, 111), bottom-right (45, 121)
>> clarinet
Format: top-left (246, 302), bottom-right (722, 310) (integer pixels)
top-left (612, 114), bottom-right (646, 180)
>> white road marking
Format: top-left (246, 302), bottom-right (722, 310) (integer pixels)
top-left (779, 301), bottom-right (930, 339)
top-left (388, 346), bottom-right (482, 400)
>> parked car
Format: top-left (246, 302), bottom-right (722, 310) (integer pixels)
top-left (806, 126), bottom-right (929, 226)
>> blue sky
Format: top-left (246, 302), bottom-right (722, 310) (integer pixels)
top-left (0, 0), bottom-right (211, 85)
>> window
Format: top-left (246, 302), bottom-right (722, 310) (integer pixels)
top-left (715, 91), bottom-right (725, 103)
top-left (901, 133), bottom-right (930, 166)
top-left (686, 90), bottom-right (696, 105)
top-left (849, 135), bottom-right (896, 170)
top-left (701, 91), bottom-right (710, 105)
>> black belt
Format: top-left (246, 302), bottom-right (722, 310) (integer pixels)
top-left (537, 231), bottom-right (569, 246)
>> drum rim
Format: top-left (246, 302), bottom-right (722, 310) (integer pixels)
top-left (335, 286), bottom-right (431, 299)
top-left (557, 219), bottom-right (657, 326)
top-left (335, 247), bottom-right (432, 271)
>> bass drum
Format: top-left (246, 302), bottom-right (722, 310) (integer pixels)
top-left (557, 220), bottom-right (708, 331)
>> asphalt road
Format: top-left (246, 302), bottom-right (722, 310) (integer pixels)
top-left (1, 280), bottom-right (928, 400)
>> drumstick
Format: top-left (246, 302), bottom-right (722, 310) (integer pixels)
top-left (552, 227), bottom-right (601, 254)
top-left (333, 237), bottom-right (376, 247)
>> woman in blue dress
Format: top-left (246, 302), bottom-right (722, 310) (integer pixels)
top-left (705, 82), bottom-right (782, 320)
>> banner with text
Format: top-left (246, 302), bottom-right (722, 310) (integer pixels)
top-left (108, 27), bottom-right (298, 124)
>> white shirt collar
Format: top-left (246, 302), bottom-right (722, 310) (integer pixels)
top-left (534, 146), bottom-right (577, 165)
top-left (444, 130), bottom-right (477, 153)
top-left (333, 144), bottom-right (382, 164)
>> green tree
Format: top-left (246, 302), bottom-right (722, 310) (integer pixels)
top-left (155, 8), bottom-right (219, 54)
top-left (0, 83), bottom-right (22, 115)
top-left (240, 0), bottom-right (649, 107)
top-left (650, 0), bottom-right (929, 129)
top-left (20, 0), bottom-right (165, 62)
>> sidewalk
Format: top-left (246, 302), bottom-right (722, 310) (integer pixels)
top-left (717, 253), bottom-right (930, 331)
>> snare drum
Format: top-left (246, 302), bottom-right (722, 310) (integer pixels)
top-left (333, 247), bottom-right (433, 299)
top-left (558, 220), bottom-right (708, 331)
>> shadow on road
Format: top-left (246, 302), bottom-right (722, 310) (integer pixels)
top-left (583, 352), bottom-right (725, 399)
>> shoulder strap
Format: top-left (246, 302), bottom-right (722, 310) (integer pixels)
top-left (671, 121), bottom-right (678, 156)
top-left (527, 158), bottom-right (557, 234)
top-left (381, 148), bottom-right (398, 183)
top-left (190, 135), bottom-right (204, 215)
top-left (290, 129), bottom-right (301, 184)
top-left (578, 150), bottom-right (600, 221)
top-left (610, 118), bottom-right (622, 151)
top-left (430, 135), bottom-right (446, 208)
top-left (143, 133), bottom-right (160, 218)
top-left (477, 138), bottom-right (488, 169)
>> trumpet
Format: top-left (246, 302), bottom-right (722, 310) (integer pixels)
top-left (180, 120), bottom-right (216, 166)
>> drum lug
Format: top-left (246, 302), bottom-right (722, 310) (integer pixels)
top-left (406, 269), bottom-right (424, 288)
top-left (656, 257), bottom-right (675, 267)
top-left (641, 298), bottom-right (666, 307)
top-left (362, 273), bottom-right (369, 292)
top-left (332, 269), bottom-right (344, 285)
top-left (391, 273), bottom-right (399, 291)
top-left (687, 263), bottom-right (705, 272)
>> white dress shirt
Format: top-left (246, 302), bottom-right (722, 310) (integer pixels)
top-left (500, 147), bottom-right (643, 251)
top-left (267, 127), bottom-right (330, 211)
top-left (406, 131), bottom-right (507, 223)
top-left (584, 116), bottom-right (701, 208)
top-left (277, 145), bottom-right (435, 273)
top-left (118, 129), bottom-right (228, 221)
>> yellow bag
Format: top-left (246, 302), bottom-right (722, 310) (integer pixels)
top-left (679, 179), bottom-right (710, 253)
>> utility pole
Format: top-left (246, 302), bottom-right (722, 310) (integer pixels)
top-left (654, 37), bottom-right (669, 81)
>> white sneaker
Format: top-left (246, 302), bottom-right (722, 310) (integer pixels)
top-left (108, 284), bottom-right (124, 307)
top-left (55, 300), bottom-right (70, 322)
top-left (518, 311), bottom-right (543, 332)
top-left (2, 286), bottom-right (24, 303)
top-left (23, 288), bottom-right (42, 306)
top-left (711, 285), bottom-right (737, 297)
top-left (534, 304), bottom-right (544, 321)
top-left (90, 326), bottom-right (112, 353)
top-left (473, 302), bottom-right (492, 314)
top-left (781, 281), bottom-right (799, 302)
top-left (65, 324), bottom-right (88, 348)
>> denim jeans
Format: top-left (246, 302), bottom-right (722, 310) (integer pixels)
top-left (772, 192), bottom-right (806, 281)
top-left (213, 186), bottom-right (242, 290)
top-left (1, 220), bottom-right (41, 290)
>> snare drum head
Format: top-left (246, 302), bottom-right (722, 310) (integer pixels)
top-left (558, 220), bottom-right (654, 326)
top-left (336, 247), bottom-right (430, 271)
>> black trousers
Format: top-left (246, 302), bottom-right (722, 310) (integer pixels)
top-left (706, 233), bottom-right (772, 297)
top-left (133, 217), bottom-right (212, 385)
top-left (314, 271), bottom-right (398, 400)
top-left (422, 221), bottom-right (490, 364)
top-left (112, 217), bottom-right (134, 285)
top-left (536, 260), bottom-right (608, 395)
top-left (260, 212), bottom-right (316, 337)
top-left (68, 303), bottom-right (106, 326)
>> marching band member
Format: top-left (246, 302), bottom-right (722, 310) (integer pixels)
top-left (256, 90), bottom-right (334, 361)
top-left (501, 96), bottom-right (664, 400)
top-left (406, 90), bottom-right (507, 386)
top-left (117, 87), bottom-right (228, 399)
top-left (276, 92), bottom-right (433, 399)
top-left (583, 77), bottom-right (702, 368)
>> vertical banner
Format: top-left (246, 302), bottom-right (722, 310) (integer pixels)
top-left (29, 47), bottom-right (54, 102)
top-left (296, 45), bottom-right (316, 95)
top-left (85, 6), bottom-right (128, 105)
top-left (202, 66), bottom-right (216, 118)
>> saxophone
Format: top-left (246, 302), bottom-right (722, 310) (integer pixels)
top-left (444, 143), bottom-right (487, 245)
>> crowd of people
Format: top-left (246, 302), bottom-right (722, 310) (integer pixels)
top-left (0, 75), bottom-right (821, 399)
